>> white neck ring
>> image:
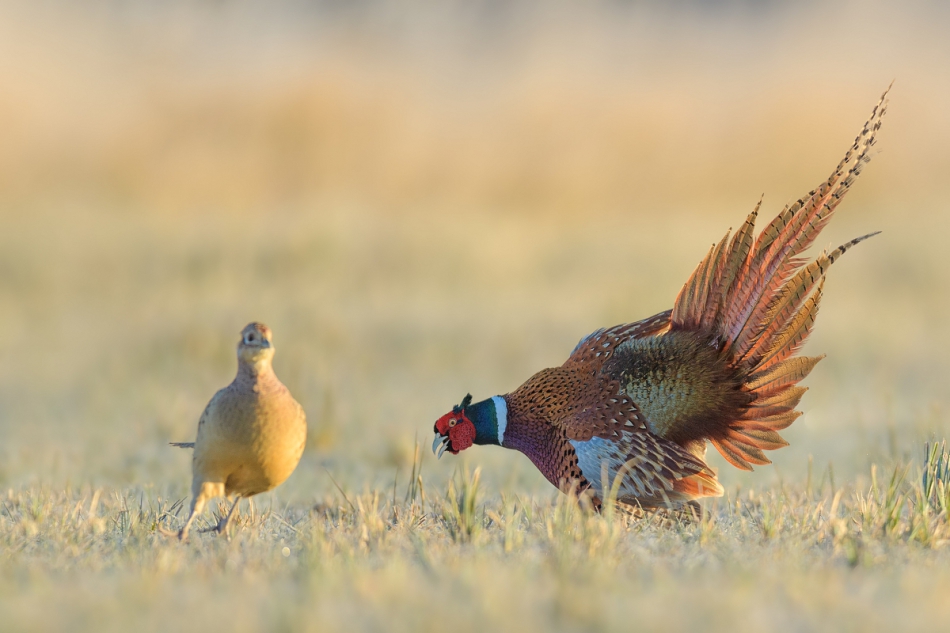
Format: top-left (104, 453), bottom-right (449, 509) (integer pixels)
top-left (492, 396), bottom-right (508, 445)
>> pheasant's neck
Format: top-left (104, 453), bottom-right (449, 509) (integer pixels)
top-left (466, 396), bottom-right (509, 446)
top-left (496, 398), bottom-right (564, 487)
top-left (498, 399), bottom-right (546, 453)
top-left (237, 360), bottom-right (277, 389)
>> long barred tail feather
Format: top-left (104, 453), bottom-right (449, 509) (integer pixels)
top-left (671, 87), bottom-right (888, 471)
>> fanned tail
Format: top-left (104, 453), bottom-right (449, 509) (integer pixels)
top-left (670, 87), bottom-right (888, 471)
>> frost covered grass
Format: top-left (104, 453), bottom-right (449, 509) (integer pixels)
top-left (5, 449), bottom-right (950, 632)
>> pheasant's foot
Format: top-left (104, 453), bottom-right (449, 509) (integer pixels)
top-left (196, 514), bottom-right (234, 538)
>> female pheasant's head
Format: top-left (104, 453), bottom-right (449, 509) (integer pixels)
top-left (432, 394), bottom-right (508, 458)
top-left (238, 322), bottom-right (275, 369)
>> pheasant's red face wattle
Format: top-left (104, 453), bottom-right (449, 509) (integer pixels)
top-left (432, 394), bottom-right (477, 458)
top-left (432, 394), bottom-right (476, 457)
top-left (433, 410), bottom-right (475, 455)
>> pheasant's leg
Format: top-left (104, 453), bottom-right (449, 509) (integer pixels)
top-left (178, 491), bottom-right (207, 541)
top-left (215, 496), bottom-right (242, 537)
top-left (179, 481), bottom-right (220, 541)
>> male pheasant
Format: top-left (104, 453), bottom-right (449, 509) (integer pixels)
top-left (170, 323), bottom-right (307, 540)
top-left (432, 90), bottom-right (888, 512)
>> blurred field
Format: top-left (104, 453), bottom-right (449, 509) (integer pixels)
top-left (2, 0), bottom-right (950, 630)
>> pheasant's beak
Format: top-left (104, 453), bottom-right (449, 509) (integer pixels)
top-left (432, 433), bottom-right (450, 459)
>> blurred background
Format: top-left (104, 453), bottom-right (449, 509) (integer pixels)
top-left (1, 0), bottom-right (948, 501)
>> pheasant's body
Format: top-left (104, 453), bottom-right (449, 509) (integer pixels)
top-left (171, 323), bottom-right (307, 540)
top-left (433, 89), bottom-right (888, 510)
top-left (192, 371), bottom-right (306, 498)
top-left (503, 316), bottom-right (728, 502)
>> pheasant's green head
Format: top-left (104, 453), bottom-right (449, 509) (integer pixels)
top-left (432, 394), bottom-right (476, 458)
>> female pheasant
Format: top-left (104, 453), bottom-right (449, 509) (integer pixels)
top-left (432, 90), bottom-right (888, 512)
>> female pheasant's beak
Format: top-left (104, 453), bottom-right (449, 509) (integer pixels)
top-left (431, 404), bottom-right (476, 458)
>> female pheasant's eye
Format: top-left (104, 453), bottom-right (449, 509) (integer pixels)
top-left (448, 419), bottom-right (457, 427)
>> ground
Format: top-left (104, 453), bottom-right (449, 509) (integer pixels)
top-left (4, 460), bottom-right (950, 632)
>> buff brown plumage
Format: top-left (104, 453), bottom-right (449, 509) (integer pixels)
top-left (171, 323), bottom-right (307, 540)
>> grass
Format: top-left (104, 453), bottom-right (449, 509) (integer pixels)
top-left (4, 446), bottom-right (950, 632)
top-left (3, 1), bottom-right (950, 631)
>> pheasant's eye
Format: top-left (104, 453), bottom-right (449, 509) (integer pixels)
top-left (448, 419), bottom-right (457, 427)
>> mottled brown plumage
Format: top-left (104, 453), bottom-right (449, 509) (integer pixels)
top-left (433, 88), bottom-right (888, 512)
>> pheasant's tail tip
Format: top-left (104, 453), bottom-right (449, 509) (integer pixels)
top-left (876, 83), bottom-right (893, 107)
top-left (846, 230), bottom-right (883, 247)
top-left (827, 231), bottom-right (881, 263)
